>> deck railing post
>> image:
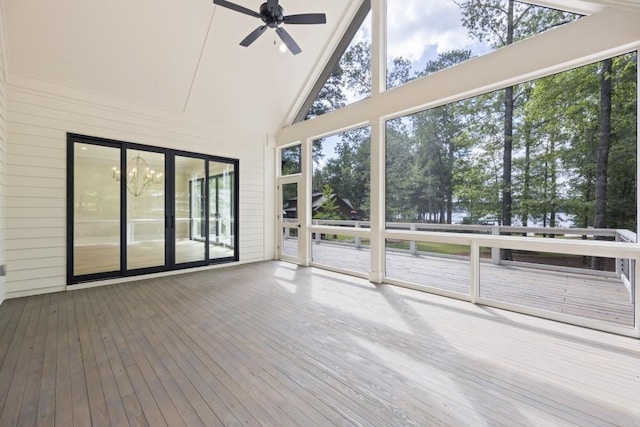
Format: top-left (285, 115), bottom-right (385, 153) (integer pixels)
top-left (470, 239), bottom-right (480, 304)
top-left (615, 231), bottom-right (622, 279)
top-left (314, 220), bottom-right (321, 244)
top-left (410, 224), bottom-right (417, 255)
top-left (491, 226), bottom-right (500, 264)
top-left (630, 260), bottom-right (635, 303)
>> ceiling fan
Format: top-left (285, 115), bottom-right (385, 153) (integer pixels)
top-left (213, 0), bottom-right (327, 55)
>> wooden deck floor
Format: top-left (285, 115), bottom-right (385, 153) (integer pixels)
top-left (306, 240), bottom-right (635, 326)
top-left (1, 261), bottom-right (640, 426)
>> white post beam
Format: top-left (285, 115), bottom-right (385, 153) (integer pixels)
top-left (368, 0), bottom-right (387, 283)
top-left (371, 0), bottom-right (387, 96)
top-left (369, 117), bottom-right (385, 283)
top-left (265, 133), bottom-right (276, 260)
top-left (298, 139), bottom-right (313, 266)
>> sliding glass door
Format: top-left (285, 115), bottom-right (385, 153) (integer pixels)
top-left (175, 155), bottom-right (207, 264)
top-left (72, 142), bottom-right (121, 277)
top-left (126, 149), bottom-right (166, 270)
top-left (209, 161), bottom-right (235, 260)
top-left (68, 134), bottom-right (239, 284)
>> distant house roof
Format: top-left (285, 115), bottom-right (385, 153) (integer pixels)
top-left (283, 191), bottom-right (358, 219)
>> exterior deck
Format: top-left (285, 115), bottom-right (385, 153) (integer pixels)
top-left (302, 239), bottom-right (636, 327)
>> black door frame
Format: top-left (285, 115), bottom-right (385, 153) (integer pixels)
top-left (67, 133), bottom-right (239, 285)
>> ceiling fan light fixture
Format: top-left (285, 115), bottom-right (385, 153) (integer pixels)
top-left (212, 0), bottom-right (326, 55)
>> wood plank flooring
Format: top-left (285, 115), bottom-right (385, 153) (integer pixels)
top-left (1, 261), bottom-right (640, 426)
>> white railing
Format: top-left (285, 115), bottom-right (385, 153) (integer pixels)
top-left (304, 219), bottom-right (637, 285)
top-left (617, 229), bottom-right (636, 301)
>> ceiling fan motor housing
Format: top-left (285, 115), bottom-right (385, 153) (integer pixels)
top-left (259, 2), bottom-right (284, 27)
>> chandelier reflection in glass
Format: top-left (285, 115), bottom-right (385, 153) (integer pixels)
top-left (112, 153), bottom-right (163, 197)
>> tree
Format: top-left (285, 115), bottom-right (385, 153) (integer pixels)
top-left (605, 53), bottom-right (637, 232)
top-left (317, 127), bottom-right (371, 219)
top-left (280, 145), bottom-right (301, 176)
top-left (591, 58), bottom-right (613, 269)
top-left (314, 184), bottom-right (343, 220)
top-left (413, 50), bottom-right (473, 223)
top-left (305, 64), bottom-right (346, 120)
top-left (456, 0), bottom-right (579, 258)
top-left (385, 118), bottom-right (416, 220)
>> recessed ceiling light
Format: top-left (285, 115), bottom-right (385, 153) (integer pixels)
top-left (80, 146), bottom-right (88, 150)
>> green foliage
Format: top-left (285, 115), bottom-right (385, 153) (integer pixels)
top-left (455, 0), bottom-right (579, 48)
top-left (308, 1), bottom-right (636, 234)
top-left (280, 145), bottom-right (301, 176)
top-left (314, 184), bottom-right (342, 220)
top-left (314, 127), bottom-right (371, 219)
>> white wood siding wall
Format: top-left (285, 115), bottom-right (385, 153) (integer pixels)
top-left (0, 1), bottom-right (8, 305)
top-left (5, 74), bottom-right (271, 299)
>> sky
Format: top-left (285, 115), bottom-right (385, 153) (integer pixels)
top-left (351, 1), bottom-right (491, 78)
top-left (387, 0), bottom-right (479, 67)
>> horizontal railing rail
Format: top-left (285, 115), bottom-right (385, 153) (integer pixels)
top-left (298, 220), bottom-right (638, 300)
top-left (311, 219), bottom-right (628, 238)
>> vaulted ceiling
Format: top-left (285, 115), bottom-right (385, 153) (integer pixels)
top-left (3, 0), bottom-right (355, 134)
top-left (4, 0), bottom-right (640, 136)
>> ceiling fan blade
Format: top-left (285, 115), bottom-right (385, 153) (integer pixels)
top-left (283, 13), bottom-right (327, 25)
top-left (267, 0), bottom-right (279, 13)
top-left (276, 27), bottom-right (301, 55)
top-left (213, 0), bottom-right (260, 19)
top-left (240, 25), bottom-right (268, 47)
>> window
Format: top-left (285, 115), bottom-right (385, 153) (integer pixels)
top-left (313, 127), bottom-right (371, 222)
top-left (385, 51), bottom-right (637, 261)
top-left (310, 126), bottom-right (371, 273)
top-left (386, 1), bottom-right (581, 89)
top-left (280, 145), bottom-right (301, 175)
top-left (294, 1), bottom-right (372, 122)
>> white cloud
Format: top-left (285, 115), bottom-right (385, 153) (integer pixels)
top-left (386, 0), bottom-right (482, 66)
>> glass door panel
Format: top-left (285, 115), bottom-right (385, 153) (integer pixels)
top-left (175, 156), bottom-right (206, 264)
top-left (280, 181), bottom-right (299, 259)
top-left (126, 149), bottom-right (165, 270)
top-left (73, 142), bottom-right (121, 276)
top-left (209, 161), bottom-right (235, 260)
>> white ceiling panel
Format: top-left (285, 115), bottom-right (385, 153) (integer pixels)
top-left (4, 0), bottom-right (353, 133)
top-left (181, 0), bottom-right (350, 133)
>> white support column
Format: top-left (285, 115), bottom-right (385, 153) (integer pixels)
top-left (265, 134), bottom-right (277, 260)
top-left (368, 0), bottom-right (386, 283)
top-left (298, 139), bottom-right (313, 266)
top-left (369, 117), bottom-right (385, 283)
top-left (371, 0), bottom-right (387, 96)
